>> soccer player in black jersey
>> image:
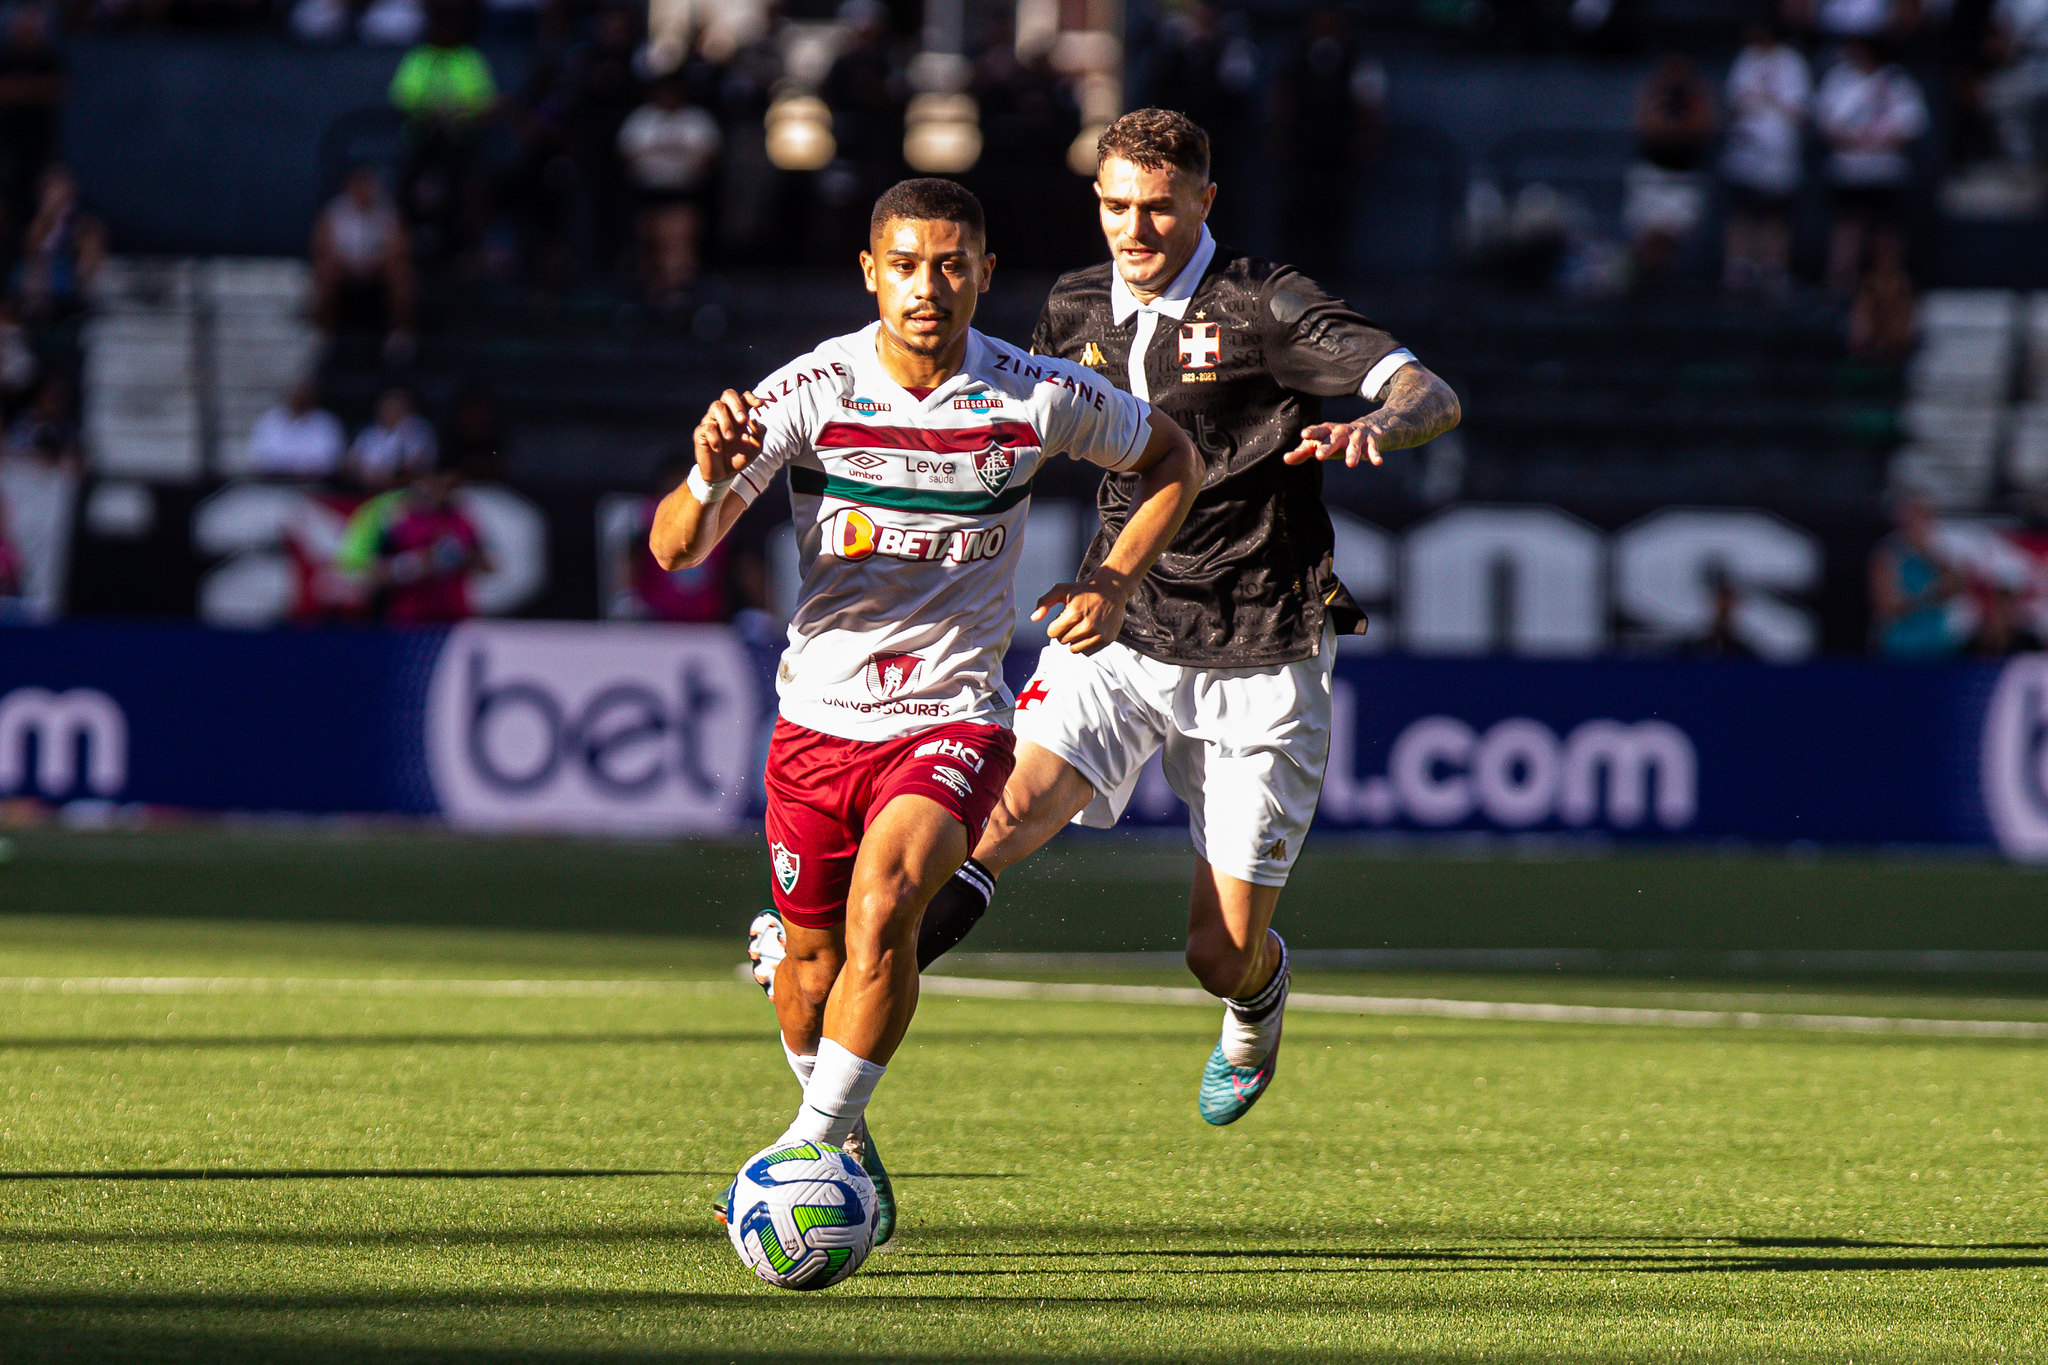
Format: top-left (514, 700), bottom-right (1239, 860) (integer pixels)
top-left (752, 108), bottom-right (1460, 1130)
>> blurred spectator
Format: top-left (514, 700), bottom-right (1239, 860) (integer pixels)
top-left (0, 376), bottom-right (77, 619)
top-left (612, 455), bottom-right (762, 620)
top-left (0, 489), bottom-right (21, 605)
top-left (501, 52), bottom-right (579, 289)
top-left (311, 166), bottom-right (417, 356)
top-left (1147, 2), bottom-right (1260, 239)
top-left (0, 297), bottom-right (36, 412)
top-left (1972, 582), bottom-right (2044, 652)
top-left (1785, 0), bottom-right (1913, 39)
top-left (15, 164), bottom-right (104, 323)
top-left (618, 77), bottom-right (722, 309)
top-left (288, 0), bottom-right (352, 42)
top-left (361, 0), bottom-right (426, 45)
top-left (1678, 567), bottom-right (1759, 658)
top-left (392, 6), bottom-right (498, 260)
top-left (1985, 0), bottom-right (2048, 167)
top-left (1271, 4), bottom-right (1386, 278)
top-left (0, 7), bottom-right (65, 223)
top-left (1624, 53), bottom-right (1718, 281)
top-left (346, 387), bottom-right (438, 488)
top-left (568, 5), bottom-right (645, 275)
top-left (822, 0), bottom-right (907, 211)
top-left (246, 381), bottom-right (347, 478)
top-left (1847, 232), bottom-right (1919, 362)
top-left (336, 463), bottom-right (488, 623)
top-left (3, 375), bottom-right (78, 468)
top-left (1871, 493), bottom-right (1969, 657)
top-left (441, 381), bottom-right (504, 479)
top-left (1721, 21), bottom-right (1810, 298)
top-left (1816, 41), bottom-right (1927, 293)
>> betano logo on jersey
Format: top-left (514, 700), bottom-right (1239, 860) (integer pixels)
top-left (828, 507), bottom-right (1008, 564)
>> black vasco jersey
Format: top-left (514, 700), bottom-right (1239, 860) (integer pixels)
top-left (1031, 243), bottom-right (1410, 668)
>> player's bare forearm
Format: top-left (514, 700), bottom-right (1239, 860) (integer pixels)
top-left (651, 388), bottom-right (762, 569)
top-left (1285, 363), bottom-right (1462, 468)
top-left (1034, 411), bottom-right (1199, 653)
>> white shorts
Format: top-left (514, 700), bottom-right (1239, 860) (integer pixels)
top-left (1012, 626), bottom-right (1334, 887)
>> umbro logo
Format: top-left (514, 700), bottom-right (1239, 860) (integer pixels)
top-left (843, 452), bottom-right (888, 470)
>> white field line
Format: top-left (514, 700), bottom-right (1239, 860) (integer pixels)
top-left (0, 977), bottom-right (737, 998)
top-left (919, 975), bottom-right (2048, 1040)
top-left (1, 973), bottom-right (2043, 1041)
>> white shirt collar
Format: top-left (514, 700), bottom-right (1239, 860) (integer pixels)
top-left (1110, 226), bottom-right (1217, 325)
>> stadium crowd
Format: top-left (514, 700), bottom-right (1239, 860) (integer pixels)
top-left (5, 0), bottom-right (2048, 650)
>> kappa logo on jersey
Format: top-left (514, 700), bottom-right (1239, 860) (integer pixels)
top-left (930, 765), bottom-right (974, 798)
top-left (973, 440), bottom-right (1014, 496)
top-left (913, 736), bottom-right (987, 772)
top-left (1080, 341), bottom-right (1107, 367)
top-left (841, 395), bottom-right (892, 413)
top-left (1258, 836), bottom-right (1288, 861)
top-left (771, 841), bottom-right (801, 893)
top-left (864, 652), bottom-right (923, 700)
top-left (1179, 322), bottom-right (1221, 369)
top-left (953, 395), bottom-right (1003, 413)
top-left (828, 508), bottom-right (1007, 564)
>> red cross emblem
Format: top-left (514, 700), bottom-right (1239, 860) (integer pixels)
top-left (1178, 322), bottom-right (1220, 369)
top-left (1016, 680), bottom-right (1050, 710)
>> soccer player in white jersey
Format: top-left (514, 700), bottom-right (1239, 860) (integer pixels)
top-left (653, 178), bottom-right (1198, 1245)
top-left (750, 113), bottom-right (1461, 1130)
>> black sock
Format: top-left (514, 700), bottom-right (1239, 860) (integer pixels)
top-left (916, 858), bottom-right (995, 970)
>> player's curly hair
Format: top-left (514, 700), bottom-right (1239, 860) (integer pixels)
top-left (1096, 109), bottom-right (1211, 182)
top-left (870, 178), bottom-right (986, 247)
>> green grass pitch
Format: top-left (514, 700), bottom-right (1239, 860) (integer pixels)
top-left (1, 830), bottom-right (2046, 1361)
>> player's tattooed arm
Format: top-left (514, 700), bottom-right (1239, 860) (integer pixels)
top-left (1034, 409), bottom-right (1200, 654)
top-left (650, 388), bottom-right (762, 569)
top-left (1284, 364), bottom-right (1462, 469)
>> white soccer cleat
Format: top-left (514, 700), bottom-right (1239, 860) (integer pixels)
top-left (747, 909), bottom-right (787, 1000)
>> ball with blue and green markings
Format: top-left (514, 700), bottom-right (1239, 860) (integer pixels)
top-left (726, 1137), bottom-right (877, 1290)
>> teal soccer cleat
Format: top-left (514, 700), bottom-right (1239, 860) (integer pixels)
top-left (1197, 1026), bottom-right (1281, 1126)
top-left (713, 1177), bottom-right (736, 1226)
top-left (842, 1118), bottom-right (896, 1247)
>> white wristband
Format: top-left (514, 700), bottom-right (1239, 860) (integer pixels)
top-left (687, 466), bottom-right (735, 505)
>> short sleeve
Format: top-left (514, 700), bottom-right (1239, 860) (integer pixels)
top-left (1038, 358), bottom-right (1151, 472)
top-left (1261, 268), bottom-right (1414, 401)
top-left (732, 371), bottom-right (810, 506)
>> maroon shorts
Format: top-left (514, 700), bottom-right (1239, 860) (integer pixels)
top-left (764, 717), bottom-right (1017, 929)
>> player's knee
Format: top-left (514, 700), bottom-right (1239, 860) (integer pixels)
top-left (844, 887), bottom-right (920, 972)
top-left (1184, 930), bottom-right (1257, 998)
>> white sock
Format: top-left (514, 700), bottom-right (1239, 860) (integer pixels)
top-left (1220, 933), bottom-right (1289, 1067)
top-left (783, 1039), bottom-right (815, 1090)
top-left (786, 1038), bottom-right (886, 1147)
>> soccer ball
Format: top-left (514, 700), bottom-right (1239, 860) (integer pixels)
top-left (726, 1137), bottom-right (877, 1290)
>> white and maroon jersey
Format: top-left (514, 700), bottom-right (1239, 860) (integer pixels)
top-left (732, 321), bottom-right (1153, 741)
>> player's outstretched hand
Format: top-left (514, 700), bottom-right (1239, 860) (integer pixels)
top-left (1284, 418), bottom-right (1382, 468)
top-left (1033, 576), bottom-right (1128, 655)
top-left (693, 389), bottom-right (765, 482)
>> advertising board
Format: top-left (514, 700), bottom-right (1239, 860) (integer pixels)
top-left (0, 622), bottom-right (2033, 858)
